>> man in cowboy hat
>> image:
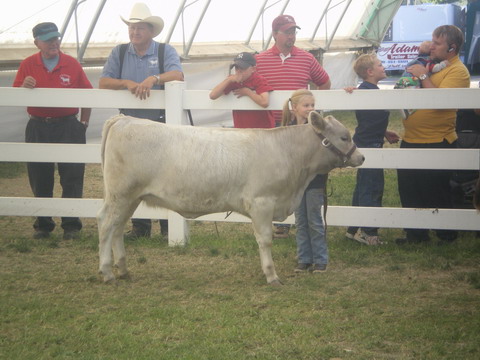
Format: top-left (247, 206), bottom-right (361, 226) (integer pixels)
top-left (100, 2), bottom-right (184, 239)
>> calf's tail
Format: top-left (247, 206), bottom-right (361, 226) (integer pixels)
top-left (100, 114), bottom-right (125, 170)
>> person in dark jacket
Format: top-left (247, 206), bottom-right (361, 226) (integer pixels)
top-left (345, 53), bottom-right (400, 245)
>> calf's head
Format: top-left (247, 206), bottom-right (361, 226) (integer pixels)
top-left (308, 111), bottom-right (365, 168)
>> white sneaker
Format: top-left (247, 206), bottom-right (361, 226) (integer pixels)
top-left (354, 231), bottom-right (384, 246)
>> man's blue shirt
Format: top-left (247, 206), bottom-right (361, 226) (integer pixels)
top-left (101, 40), bottom-right (182, 120)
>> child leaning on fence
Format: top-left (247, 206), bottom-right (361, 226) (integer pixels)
top-left (281, 89), bottom-right (328, 273)
top-left (209, 52), bottom-right (274, 129)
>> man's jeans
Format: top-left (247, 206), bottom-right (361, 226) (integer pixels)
top-left (295, 188), bottom-right (328, 265)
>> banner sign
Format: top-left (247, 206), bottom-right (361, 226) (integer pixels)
top-left (377, 41), bottom-right (421, 71)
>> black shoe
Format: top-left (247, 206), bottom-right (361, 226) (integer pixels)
top-left (33, 230), bottom-right (50, 239)
top-left (312, 264), bottom-right (327, 273)
top-left (63, 230), bottom-right (80, 240)
top-left (124, 229), bottom-right (151, 240)
top-left (294, 263), bottom-right (311, 273)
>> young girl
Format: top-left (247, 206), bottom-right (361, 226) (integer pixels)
top-left (282, 89), bottom-right (328, 273)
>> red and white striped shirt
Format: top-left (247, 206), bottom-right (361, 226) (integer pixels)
top-left (255, 45), bottom-right (330, 123)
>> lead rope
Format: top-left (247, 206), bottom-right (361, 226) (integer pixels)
top-left (323, 174), bottom-right (328, 236)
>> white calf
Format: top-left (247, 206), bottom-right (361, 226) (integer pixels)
top-left (97, 111), bottom-right (364, 285)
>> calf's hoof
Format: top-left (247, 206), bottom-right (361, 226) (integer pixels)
top-left (99, 270), bottom-right (116, 284)
top-left (103, 276), bottom-right (117, 285)
top-left (118, 271), bottom-right (130, 280)
top-left (268, 279), bottom-right (283, 286)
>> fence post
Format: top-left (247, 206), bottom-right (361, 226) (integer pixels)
top-left (165, 81), bottom-right (190, 246)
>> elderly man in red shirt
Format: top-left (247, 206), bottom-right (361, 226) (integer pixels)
top-left (13, 22), bottom-right (92, 240)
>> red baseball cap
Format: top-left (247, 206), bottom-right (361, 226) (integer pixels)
top-left (272, 15), bottom-right (301, 32)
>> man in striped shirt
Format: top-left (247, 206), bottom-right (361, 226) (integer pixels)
top-left (256, 14), bottom-right (331, 239)
top-left (256, 14), bottom-right (331, 126)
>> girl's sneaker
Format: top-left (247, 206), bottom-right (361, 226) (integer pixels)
top-left (312, 264), bottom-right (327, 273)
top-left (294, 263), bottom-right (311, 273)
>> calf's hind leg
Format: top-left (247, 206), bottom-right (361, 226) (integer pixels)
top-left (97, 197), bottom-right (140, 282)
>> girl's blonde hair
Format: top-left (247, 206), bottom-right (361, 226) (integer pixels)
top-left (281, 89), bottom-right (314, 127)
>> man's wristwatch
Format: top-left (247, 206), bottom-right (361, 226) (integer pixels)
top-left (153, 74), bottom-right (161, 85)
top-left (419, 73), bottom-right (428, 81)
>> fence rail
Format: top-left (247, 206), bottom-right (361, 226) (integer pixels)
top-left (1, 83), bottom-right (479, 245)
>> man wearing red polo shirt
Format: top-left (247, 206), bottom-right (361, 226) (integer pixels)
top-left (256, 14), bottom-right (331, 238)
top-left (13, 22), bottom-right (92, 240)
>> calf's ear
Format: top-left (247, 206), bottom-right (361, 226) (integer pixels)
top-left (309, 110), bottom-right (327, 134)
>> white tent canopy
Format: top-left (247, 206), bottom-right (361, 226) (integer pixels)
top-left (0, 0), bottom-right (404, 130)
top-left (0, 0), bottom-right (402, 65)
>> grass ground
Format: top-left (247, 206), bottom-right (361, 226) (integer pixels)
top-left (1, 111), bottom-right (479, 359)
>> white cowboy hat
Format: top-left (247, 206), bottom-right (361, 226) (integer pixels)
top-left (121, 3), bottom-right (164, 38)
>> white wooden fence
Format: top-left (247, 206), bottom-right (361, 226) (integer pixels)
top-left (1, 82), bottom-right (479, 245)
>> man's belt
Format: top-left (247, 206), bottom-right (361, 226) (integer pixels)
top-left (30, 115), bottom-right (77, 123)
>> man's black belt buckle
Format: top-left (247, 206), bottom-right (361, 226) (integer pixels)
top-left (30, 115), bottom-right (75, 123)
